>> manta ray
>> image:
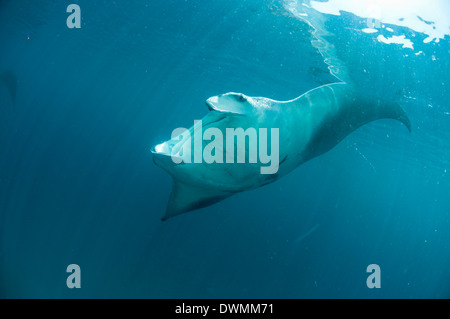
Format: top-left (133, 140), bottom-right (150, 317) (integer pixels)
top-left (152, 83), bottom-right (411, 221)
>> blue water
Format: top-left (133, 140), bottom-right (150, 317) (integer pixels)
top-left (0, 0), bottom-right (449, 298)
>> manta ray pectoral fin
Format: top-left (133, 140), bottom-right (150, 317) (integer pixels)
top-left (368, 98), bottom-right (411, 133)
top-left (392, 104), bottom-right (412, 133)
top-left (162, 181), bottom-right (231, 221)
top-left (298, 84), bottom-right (412, 163)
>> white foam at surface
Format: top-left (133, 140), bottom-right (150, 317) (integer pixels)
top-left (362, 28), bottom-right (379, 34)
top-left (377, 34), bottom-right (414, 50)
top-left (309, 0), bottom-right (450, 43)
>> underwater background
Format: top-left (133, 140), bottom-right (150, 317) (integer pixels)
top-left (0, 0), bottom-right (449, 298)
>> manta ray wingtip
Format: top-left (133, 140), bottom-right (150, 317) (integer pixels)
top-left (397, 108), bottom-right (412, 133)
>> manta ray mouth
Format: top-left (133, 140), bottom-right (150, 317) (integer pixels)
top-left (152, 114), bottom-right (226, 158)
top-left (151, 142), bottom-right (170, 156)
